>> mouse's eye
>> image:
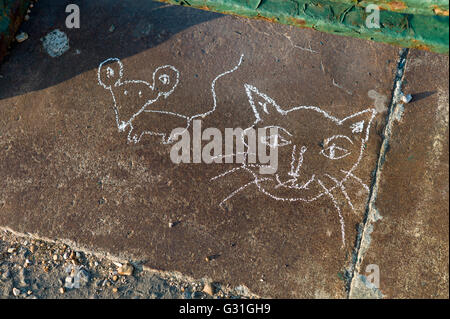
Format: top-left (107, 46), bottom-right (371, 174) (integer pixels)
top-left (106, 67), bottom-right (114, 78)
top-left (320, 144), bottom-right (350, 160)
top-left (159, 74), bottom-right (170, 85)
top-left (260, 126), bottom-right (292, 148)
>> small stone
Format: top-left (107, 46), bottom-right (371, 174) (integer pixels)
top-left (63, 252), bottom-right (68, 260)
top-left (12, 287), bottom-right (20, 297)
top-left (59, 287), bottom-right (65, 294)
top-left (30, 4), bottom-right (34, 8)
top-left (24, 15), bottom-right (30, 21)
top-left (15, 32), bottom-right (28, 43)
top-left (202, 282), bottom-right (214, 296)
top-left (112, 275), bottom-right (118, 282)
top-left (42, 265), bottom-right (49, 273)
top-left (117, 263), bottom-right (133, 276)
top-left (64, 276), bottom-right (74, 286)
top-left (109, 25), bottom-right (115, 33)
top-left (24, 259), bottom-right (32, 268)
top-left (7, 247), bottom-right (16, 253)
top-left (27, 290), bottom-right (32, 295)
top-left (52, 254), bottom-right (58, 261)
top-left (29, 245), bottom-right (36, 253)
top-left (401, 93), bottom-right (413, 103)
top-left (168, 222), bottom-right (174, 228)
top-left (2, 270), bottom-right (10, 279)
top-left (112, 287), bottom-right (118, 293)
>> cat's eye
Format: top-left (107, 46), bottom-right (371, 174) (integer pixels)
top-left (320, 144), bottom-right (350, 160)
top-left (260, 126), bottom-right (292, 148)
top-left (159, 74), bottom-right (170, 85)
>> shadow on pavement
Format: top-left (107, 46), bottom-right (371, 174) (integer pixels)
top-left (0, 0), bottom-right (221, 99)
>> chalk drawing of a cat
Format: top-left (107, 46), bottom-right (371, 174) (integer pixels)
top-left (98, 54), bottom-right (376, 246)
top-left (98, 58), bottom-right (187, 144)
top-left (212, 84), bottom-right (377, 246)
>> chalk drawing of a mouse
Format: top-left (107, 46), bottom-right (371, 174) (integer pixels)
top-left (98, 58), bottom-right (188, 144)
top-left (98, 55), bottom-right (244, 144)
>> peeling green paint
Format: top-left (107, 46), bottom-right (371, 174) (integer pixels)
top-left (156, 0), bottom-right (449, 54)
top-left (328, 0), bottom-right (449, 16)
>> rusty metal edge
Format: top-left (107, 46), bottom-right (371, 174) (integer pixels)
top-left (155, 0), bottom-right (449, 54)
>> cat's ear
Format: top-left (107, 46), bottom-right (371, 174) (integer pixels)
top-left (340, 108), bottom-right (377, 142)
top-left (244, 84), bottom-right (283, 123)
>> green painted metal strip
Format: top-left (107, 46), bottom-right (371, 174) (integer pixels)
top-left (322, 0), bottom-right (449, 16)
top-left (156, 0), bottom-right (449, 54)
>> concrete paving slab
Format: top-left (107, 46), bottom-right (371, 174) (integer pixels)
top-left (0, 0), bottom-right (400, 298)
top-left (350, 50), bottom-right (449, 298)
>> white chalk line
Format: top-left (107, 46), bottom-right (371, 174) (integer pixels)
top-left (212, 84), bottom-right (377, 246)
top-left (98, 54), bottom-right (244, 144)
top-left (325, 173), bottom-right (355, 212)
top-left (318, 179), bottom-right (346, 247)
top-left (98, 54), bottom-right (376, 247)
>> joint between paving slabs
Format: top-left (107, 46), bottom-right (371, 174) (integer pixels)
top-left (346, 48), bottom-right (410, 298)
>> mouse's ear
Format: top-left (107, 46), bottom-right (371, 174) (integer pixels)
top-left (153, 65), bottom-right (180, 98)
top-left (98, 58), bottom-right (123, 89)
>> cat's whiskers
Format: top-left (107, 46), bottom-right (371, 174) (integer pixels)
top-left (211, 166), bottom-right (243, 181)
top-left (340, 169), bottom-right (370, 193)
top-left (219, 178), bottom-right (270, 208)
top-left (317, 179), bottom-right (346, 247)
top-left (293, 174), bottom-right (315, 189)
top-left (325, 174), bottom-right (355, 212)
top-left (275, 174), bottom-right (296, 189)
top-left (210, 151), bottom-right (255, 161)
top-left (275, 173), bottom-right (315, 190)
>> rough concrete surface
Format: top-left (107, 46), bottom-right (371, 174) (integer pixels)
top-left (352, 50), bottom-right (449, 299)
top-left (0, 0), bottom-right (447, 299)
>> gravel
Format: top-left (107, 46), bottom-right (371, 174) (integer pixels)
top-left (0, 229), bottom-right (256, 299)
